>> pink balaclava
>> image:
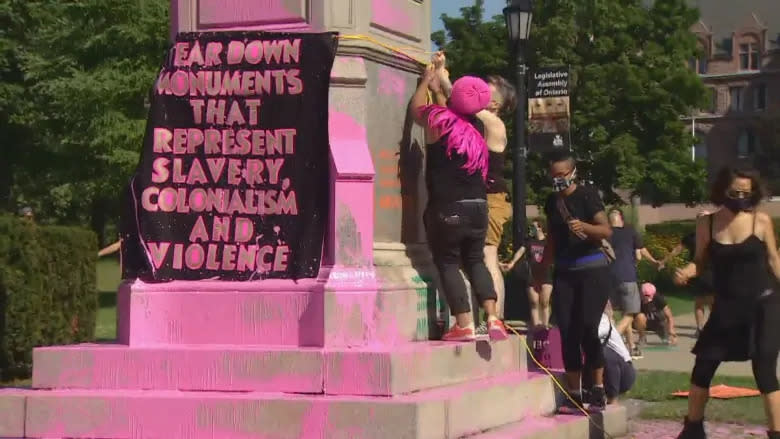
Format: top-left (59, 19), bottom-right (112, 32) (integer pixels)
top-left (641, 282), bottom-right (657, 301)
top-left (448, 76), bottom-right (491, 116)
top-left (421, 76), bottom-right (491, 179)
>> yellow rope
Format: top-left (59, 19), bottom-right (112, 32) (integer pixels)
top-left (507, 325), bottom-right (617, 439)
top-left (337, 34), bottom-right (434, 104)
top-left (338, 34), bottom-right (432, 68)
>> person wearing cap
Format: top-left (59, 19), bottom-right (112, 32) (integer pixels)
top-left (634, 282), bottom-right (677, 345)
top-left (20, 207), bottom-right (34, 222)
top-left (411, 65), bottom-right (508, 342)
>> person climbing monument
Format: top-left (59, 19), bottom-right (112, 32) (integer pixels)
top-left (411, 64), bottom-right (507, 342)
top-left (429, 51), bottom-right (517, 337)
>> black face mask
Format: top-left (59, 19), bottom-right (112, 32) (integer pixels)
top-left (723, 196), bottom-right (753, 212)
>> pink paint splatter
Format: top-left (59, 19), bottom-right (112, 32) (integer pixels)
top-left (377, 66), bottom-right (407, 106)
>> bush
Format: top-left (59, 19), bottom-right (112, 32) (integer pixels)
top-left (0, 216), bottom-right (97, 379)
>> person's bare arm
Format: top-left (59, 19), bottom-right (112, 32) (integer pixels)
top-left (640, 248), bottom-right (661, 265)
top-left (98, 241), bottom-right (121, 257)
top-left (660, 243), bottom-right (684, 267)
top-left (500, 246), bottom-right (526, 272)
top-left (411, 65), bottom-right (436, 126)
top-left (758, 212), bottom-right (780, 281)
top-left (662, 305), bottom-right (677, 343)
top-left (476, 110), bottom-right (508, 153)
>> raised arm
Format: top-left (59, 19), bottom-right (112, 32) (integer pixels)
top-left (476, 110), bottom-right (508, 152)
top-left (411, 65), bottom-right (437, 127)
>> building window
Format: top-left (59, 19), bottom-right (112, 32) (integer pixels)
top-left (698, 56), bottom-right (708, 74)
top-left (694, 133), bottom-right (708, 161)
top-left (730, 87), bottom-right (745, 111)
top-left (739, 42), bottom-right (760, 70)
top-left (737, 129), bottom-right (759, 158)
top-left (754, 84), bottom-right (767, 111)
top-left (708, 88), bottom-right (718, 113)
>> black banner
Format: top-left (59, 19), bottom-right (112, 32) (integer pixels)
top-left (120, 31), bottom-right (338, 281)
top-left (528, 66), bottom-right (571, 152)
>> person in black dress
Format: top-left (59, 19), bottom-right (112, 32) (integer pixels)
top-left (540, 149), bottom-right (613, 413)
top-left (674, 166), bottom-right (780, 439)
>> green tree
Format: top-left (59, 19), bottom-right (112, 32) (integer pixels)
top-left (433, 0), bottom-right (709, 206)
top-left (2, 0), bottom-right (168, 243)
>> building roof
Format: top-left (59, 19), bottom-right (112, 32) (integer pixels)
top-left (688, 0), bottom-right (779, 51)
top-left (645, 0), bottom-right (780, 51)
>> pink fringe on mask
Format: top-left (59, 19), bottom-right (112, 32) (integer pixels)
top-left (422, 104), bottom-right (488, 180)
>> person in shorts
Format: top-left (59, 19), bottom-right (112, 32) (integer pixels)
top-left (500, 219), bottom-right (553, 329)
top-left (634, 282), bottom-right (677, 345)
top-left (607, 208), bottom-right (662, 358)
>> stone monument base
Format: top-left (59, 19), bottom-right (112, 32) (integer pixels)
top-left (0, 280), bottom-right (627, 439)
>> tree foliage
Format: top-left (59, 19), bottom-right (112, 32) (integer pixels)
top-left (433, 0), bottom-right (709, 206)
top-left (0, 0), bottom-right (168, 242)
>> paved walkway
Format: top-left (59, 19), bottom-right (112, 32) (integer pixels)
top-left (626, 419), bottom-right (768, 438)
top-left (628, 312), bottom-right (780, 376)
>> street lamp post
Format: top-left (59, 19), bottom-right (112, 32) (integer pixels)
top-left (503, 0), bottom-right (533, 258)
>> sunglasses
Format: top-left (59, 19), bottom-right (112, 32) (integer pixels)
top-left (726, 189), bottom-right (752, 199)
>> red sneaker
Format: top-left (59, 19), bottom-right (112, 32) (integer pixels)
top-left (488, 319), bottom-right (509, 341)
top-left (441, 324), bottom-right (476, 342)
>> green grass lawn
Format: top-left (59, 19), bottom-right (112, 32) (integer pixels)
top-left (627, 370), bottom-right (766, 425)
top-left (95, 257), bottom-right (121, 341)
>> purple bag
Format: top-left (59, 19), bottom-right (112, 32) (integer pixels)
top-left (530, 327), bottom-right (564, 371)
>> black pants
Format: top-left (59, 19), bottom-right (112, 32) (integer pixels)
top-left (692, 355), bottom-right (779, 394)
top-left (426, 200), bottom-right (497, 316)
top-left (583, 348), bottom-right (636, 398)
top-left (552, 265), bottom-right (611, 372)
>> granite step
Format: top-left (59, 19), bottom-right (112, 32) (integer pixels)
top-left (0, 372), bottom-right (557, 439)
top-left (32, 337), bottom-right (525, 396)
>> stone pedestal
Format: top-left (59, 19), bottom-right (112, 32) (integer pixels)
top-left (0, 2), bottom-right (627, 438)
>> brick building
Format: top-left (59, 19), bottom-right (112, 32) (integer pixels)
top-left (686, 0), bottom-right (780, 194)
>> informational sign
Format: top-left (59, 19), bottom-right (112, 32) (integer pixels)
top-left (528, 67), bottom-right (571, 152)
top-left (121, 31), bottom-right (338, 281)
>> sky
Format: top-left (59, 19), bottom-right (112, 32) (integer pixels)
top-left (432, 0), bottom-right (505, 33)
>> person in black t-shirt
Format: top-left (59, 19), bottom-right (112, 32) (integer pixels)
top-left (661, 210), bottom-right (713, 335)
top-left (634, 282), bottom-right (677, 345)
top-left (540, 150), bottom-right (613, 413)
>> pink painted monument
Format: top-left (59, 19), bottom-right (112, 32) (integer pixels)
top-left (0, 1), bottom-right (627, 437)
